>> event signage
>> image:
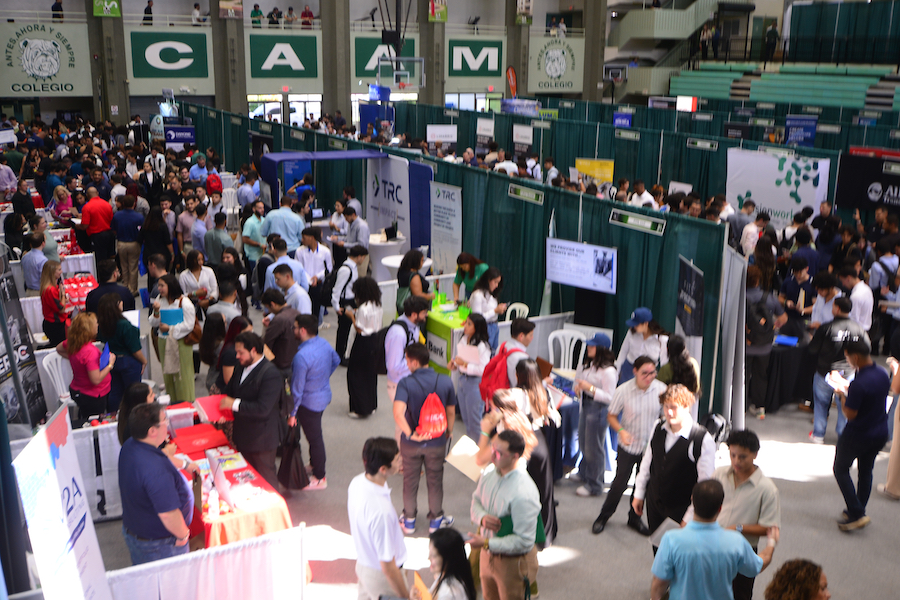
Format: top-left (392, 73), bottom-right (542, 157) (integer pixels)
top-left (574, 158), bottom-right (615, 188)
top-left (725, 148), bottom-right (830, 231)
top-left (353, 36), bottom-right (417, 78)
top-left (545, 238), bottom-right (618, 294)
top-left (443, 109), bottom-right (459, 118)
top-left (854, 116), bottom-right (877, 126)
top-left (613, 112), bottom-right (632, 128)
top-left (785, 115), bottom-right (818, 147)
top-left (164, 125), bottom-right (195, 146)
top-left (367, 155), bottom-right (411, 238)
top-left (693, 113), bottom-right (713, 122)
top-left (130, 32), bottom-right (209, 78)
top-left (615, 129), bottom-right (640, 141)
top-left (248, 34), bottom-right (318, 78)
top-left (426, 124), bottom-right (457, 153)
top-left (475, 118), bottom-right (494, 155)
top-left (328, 138), bottom-right (348, 150)
top-left (538, 109), bottom-right (559, 120)
top-left (429, 182), bottom-right (463, 278)
top-left (609, 208), bottom-right (666, 235)
top-left (448, 40), bottom-right (502, 77)
top-left (512, 124), bottom-right (533, 161)
top-left (0, 253), bottom-right (46, 427)
top-left (724, 122), bottom-right (751, 139)
top-left (531, 120), bottom-right (551, 129)
top-left (508, 183), bottom-right (544, 205)
top-left (687, 138), bottom-right (718, 151)
top-left (93, 0), bottom-right (121, 17)
top-left (0, 23), bottom-right (92, 96)
top-left (527, 37), bottom-right (585, 93)
top-left (559, 100), bottom-right (576, 109)
top-left (834, 154), bottom-right (900, 210)
top-left (750, 118), bottom-right (775, 127)
top-left (500, 98), bottom-right (541, 117)
top-left (13, 409), bottom-right (113, 600)
top-left (677, 257), bottom-right (704, 337)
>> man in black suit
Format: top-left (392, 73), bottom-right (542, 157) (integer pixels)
top-left (219, 331), bottom-right (285, 488)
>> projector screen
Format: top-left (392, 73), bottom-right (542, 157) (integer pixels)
top-left (546, 238), bottom-right (618, 294)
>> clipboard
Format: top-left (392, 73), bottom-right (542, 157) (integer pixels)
top-left (99, 343), bottom-right (110, 370)
top-left (445, 435), bottom-right (483, 482)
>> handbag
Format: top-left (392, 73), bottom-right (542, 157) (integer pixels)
top-left (179, 298), bottom-right (203, 345)
top-left (277, 424), bottom-right (311, 490)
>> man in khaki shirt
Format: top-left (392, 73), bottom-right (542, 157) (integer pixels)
top-left (713, 429), bottom-right (781, 600)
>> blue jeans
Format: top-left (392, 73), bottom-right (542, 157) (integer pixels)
top-left (833, 432), bottom-right (887, 519)
top-left (109, 354), bottom-right (143, 414)
top-left (578, 399), bottom-right (609, 495)
top-left (487, 322), bottom-right (499, 353)
top-left (813, 372), bottom-right (847, 439)
top-left (456, 373), bottom-right (484, 440)
top-left (123, 526), bottom-right (188, 565)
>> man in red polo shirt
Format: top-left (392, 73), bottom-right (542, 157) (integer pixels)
top-left (78, 189), bottom-right (116, 260)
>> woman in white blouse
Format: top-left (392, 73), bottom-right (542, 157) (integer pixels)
top-left (179, 249), bottom-right (219, 312)
top-left (467, 266), bottom-right (507, 352)
top-left (410, 528), bottom-right (476, 600)
top-left (449, 313), bottom-right (492, 439)
top-left (572, 333), bottom-right (618, 498)
top-left (345, 276), bottom-right (383, 417)
top-left (329, 198), bottom-right (348, 236)
top-left (149, 274), bottom-right (197, 403)
top-left (615, 306), bottom-right (668, 385)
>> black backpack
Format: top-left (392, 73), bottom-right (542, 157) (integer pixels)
top-left (375, 320), bottom-right (412, 376)
top-left (699, 413), bottom-right (730, 444)
top-left (746, 292), bottom-right (775, 347)
top-left (319, 263), bottom-right (351, 306)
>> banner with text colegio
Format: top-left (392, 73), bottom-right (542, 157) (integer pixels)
top-left (1, 23), bottom-right (92, 96)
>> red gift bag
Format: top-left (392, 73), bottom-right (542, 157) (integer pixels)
top-left (415, 393), bottom-right (447, 440)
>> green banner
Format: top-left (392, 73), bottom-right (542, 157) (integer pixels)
top-left (93, 0), bottom-right (121, 17)
top-left (249, 34), bottom-right (318, 78)
top-left (130, 32), bottom-right (209, 78)
top-left (448, 40), bottom-right (502, 77)
top-left (354, 37), bottom-right (416, 77)
top-left (428, 1), bottom-right (447, 22)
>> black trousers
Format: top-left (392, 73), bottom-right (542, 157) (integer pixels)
top-left (90, 229), bottom-right (116, 261)
top-left (69, 387), bottom-right (108, 418)
top-left (746, 353), bottom-right (770, 409)
top-left (335, 310), bottom-right (353, 359)
top-left (242, 448), bottom-right (278, 489)
top-left (297, 405), bottom-right (326, 479)
top-left (598, 448), bottom-right (643, 521)
top-left (43, 319), bottom-right (67, 347)
top-left (732, 566), bottom-right (756, 600)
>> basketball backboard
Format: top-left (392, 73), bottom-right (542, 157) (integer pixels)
top-left (377, 56), bottom-right (426, 91)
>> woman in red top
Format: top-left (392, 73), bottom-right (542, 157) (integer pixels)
top-left (40, 260), bottom-right (69, 346)
top-left (56, 312), bottom-right (116, 417)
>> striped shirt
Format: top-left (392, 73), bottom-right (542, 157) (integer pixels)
top-left (607, 378), bottom-right (667, 455)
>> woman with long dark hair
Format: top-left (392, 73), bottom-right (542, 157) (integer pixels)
top-left (615, 307), bottom-right (668, 384)
top-left (515, 359), bottom-right (559, 547)
top-left (216, 247), bottom-right (249, 316)
top-left (452, 252), bottom-right (488, 303)
top-left (199, 313), bottom-right (227, 392)
top-left (97, 292), bottom-right (147, 413)
top-left (468, 266), bottom-right (507, 352)
top-left (179, 249), bottom-right (219, 312)
top-left (572, 333), bottom-right (617, 498)
top-left (117, 382), bottom-right (155, 445)
top-left (752, 235), bottom-right (780, 292)
top-left (395, 249), bottom-right (434, 313)
top-left (412, 528), bottom-right (477, 600)
top-left (450, 313), bottom-right (491, 439)
top-left (345, 276), bottom-right (383, 417)
top-left (3, 212), bottom-right (26, 259)
top-left (149, 274), bottom-right (196, 403)
top-left (657, 334), bottom-right (701, 401)
top-left (212, 316), bottom-right (252, 393)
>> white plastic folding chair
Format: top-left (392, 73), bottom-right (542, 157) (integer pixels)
top-left (42, 351), bottom-right (75, 415)
top-left (505, 302), bottom-right (530, 321)
top-left (548, 330), bottom-right (586, 370)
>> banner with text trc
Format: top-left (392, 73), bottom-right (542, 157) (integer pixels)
top-left (429, 182), bottom-right (463, 277)
top-left (367, 155), bottom-right (411, 239)
top-left (725, 148), bottom-right (830, 232)
top-left (13, 408), bottom-right (113, 600)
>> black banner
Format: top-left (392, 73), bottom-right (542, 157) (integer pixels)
top-left (723, 122), bottom-right (751, 140)
top-left (835, 154), bottom-right (900, 210)
top-left (249, 131), bottom-right (274, 173)
top-left (677, 257), bottom-right (704, 337)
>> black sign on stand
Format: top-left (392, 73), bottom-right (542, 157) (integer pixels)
top-left (835, 154), bottom-right (900, 210)
top-left (677, 256), bottom-right (704, 337)
top-left (723, 122), bottom-right (751, 140)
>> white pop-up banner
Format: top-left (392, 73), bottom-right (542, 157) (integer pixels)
top-left (366, 155), bottom-right (411, 238)
top-left (13, 408), bottom-right (113, 600)
top-left (426, 124), bottom-right (458, 153)
top-left (726, 147), bottom-right (830, 232)
top-left (429, 181), bottom-right (463, 277)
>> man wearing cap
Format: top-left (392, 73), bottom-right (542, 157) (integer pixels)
top-left (615, 307), bottom-right (668, 385)
top-left (592, 355), bottom-right (667, 535)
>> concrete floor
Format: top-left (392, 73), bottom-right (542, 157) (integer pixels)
top-left (94, 303), bottom-right (900, 599)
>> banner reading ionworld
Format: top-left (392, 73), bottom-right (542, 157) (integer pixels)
top-left (1, 23), bottom-right (91, 96)
top-left (127, 28), bottom-right (214, 96)
top-left (367, 156), bottom-right (411, 239)
top-left (726, 148), bottom-right (830, 231)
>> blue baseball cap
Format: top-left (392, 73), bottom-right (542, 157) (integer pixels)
top-left (585, 333), bottom-right (612, 349)
top-left (626, 307), bottom-right (653, 328)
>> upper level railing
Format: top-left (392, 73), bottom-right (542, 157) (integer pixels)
top-left (608, 0), bottom-right (752, 47)
top-left (718, 35), bottom-right (900, 67)
top-left (0, 9), bottom-right (87, 24)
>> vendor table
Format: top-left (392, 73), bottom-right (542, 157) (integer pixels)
top-left (10, 252), bottom-right (95, 299)
top-left (764, 343), bottom-right (816, 414)
top-left (369, 235), bottom-right (410, 282)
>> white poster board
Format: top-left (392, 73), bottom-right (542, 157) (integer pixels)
top-left (366, 155), bottom-right (411, 239)
top-left (429, 181), bottom-right (463, 277)
top-left (13, 408), bottom-right (113, 600)
top-left (426, 124), bottom-right (458, 144)
top-left (545, 237), bottom-right (617, 294)
top-left (725, 147), bottom-right (830, 231)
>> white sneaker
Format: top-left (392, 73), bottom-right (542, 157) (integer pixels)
top-left (306, 476), bottom-right (327, 490)
top-left (809, 432), bottom-right (824, 445)
top-left (575, 485), bottom-right (594, 497)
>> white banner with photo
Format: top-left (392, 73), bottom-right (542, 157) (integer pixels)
top-left (725, 147), bottom-right (830, 232)
top-left (366, 155), bottom-right (411, 239)
top-left (429, 181), bottom-right (463, 278)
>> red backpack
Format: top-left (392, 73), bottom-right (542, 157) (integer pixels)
top-left (478, 342), bottom-right (526, 409)
top-left (205, 173), bottom-right (223, 194)
top-left (415, 393), bottom-right (448, 440)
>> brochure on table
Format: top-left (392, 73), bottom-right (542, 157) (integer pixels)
top-left (12, 407), bottom-right (113, 600)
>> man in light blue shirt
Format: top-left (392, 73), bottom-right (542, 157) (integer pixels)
top-left (384, 296), bottom-right (430, 404)
top-left (241, 199), bottom-right (266, 272)
top-left (237, 171), bottom-right (258, 208)
top-left (188, 155), bottom-right (216, 186)
top-left (650, 480), bottom-right (779, 600)
top-left (191, 203), bottom-right (209, 259)
top-left (260, 196), bottom-right (304, 254)
top-left (21, 233), bottom-right (48, 295)
top-left (264, 238), bottom-right (309, 293)
top-left (288, 314), bottom-right (340, 489)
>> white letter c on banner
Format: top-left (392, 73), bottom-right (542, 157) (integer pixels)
top-left (145, 41), bottom-right (195, 71)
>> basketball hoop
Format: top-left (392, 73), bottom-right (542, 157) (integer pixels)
top-left (398, 82), bottom-right (408, 90)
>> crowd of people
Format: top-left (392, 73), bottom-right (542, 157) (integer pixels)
top-left (3, 113), bottom-right (892, 600)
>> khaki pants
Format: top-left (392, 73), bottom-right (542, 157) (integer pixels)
top-left (355, 562), bottom-right (399, 600)
top-left (480, 546), bottom-right (538, 600)
top-left (117, 240), bottom-right (141, 294)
